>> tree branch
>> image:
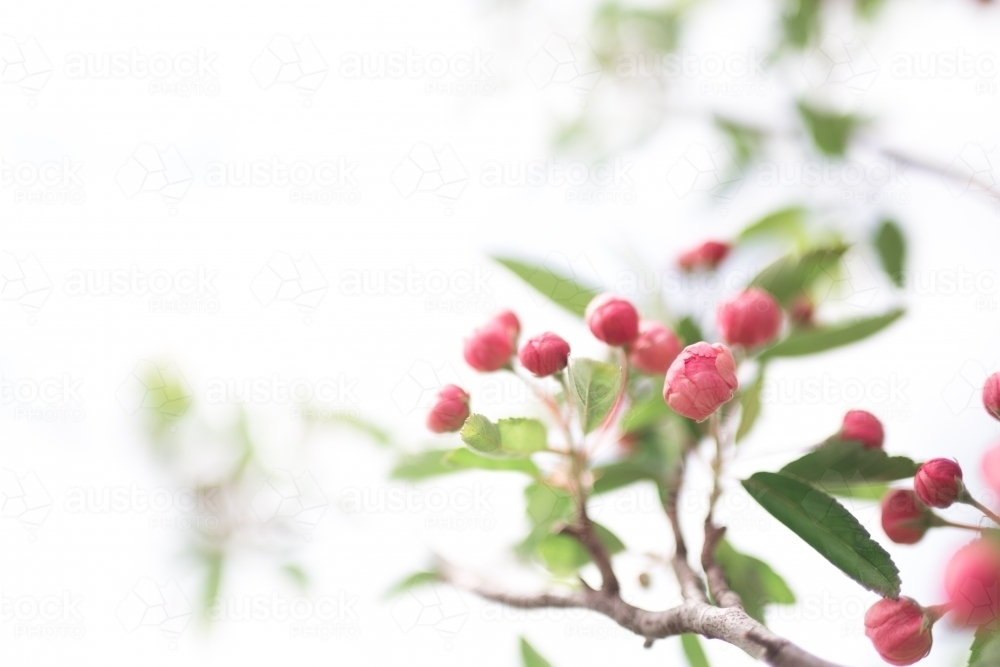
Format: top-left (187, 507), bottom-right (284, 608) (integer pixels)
top-left (441, 564), bottom-right (846, 667)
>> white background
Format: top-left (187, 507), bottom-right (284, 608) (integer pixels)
top-left (1, 0), bottom-right (1000, 665)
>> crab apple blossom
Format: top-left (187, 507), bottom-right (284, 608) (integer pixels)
top-left (716, 288), bottom-right (783, 348)
top-left (914, 459), bottom-right (964, 509)
top-left (663, 342), bottom-right (738, 421)
top-left (628, 321), bottom-right (682, 375)
top-left (518, 332), bottom-right (571, 377)
top-left (585, 294), bottom-right (639, 346)
top-left (982, 444), bottom-right (1000, 497)
top-left (944, 540), bottom-right (1000, 628)
top-left (864, 597), bottom-right (935, 666)
top-left (464, 321), bottom-right (515, 372)
top-left (493, 309), bottom-right (521, 344)
top-left (985, 372), bottom-right (1000, 421)
top-left (841, 409), bottom-right (885, 450)
top-left (678, 240), bottom-right (730, 271)
top-left (880, 489), bottom-right (932, 544)
top-left (426, 385), bottom-right (471, 433)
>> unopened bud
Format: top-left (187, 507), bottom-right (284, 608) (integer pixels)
top-left (944, 540), bottom-right (1000, 628)
top-left (426, 385), bottom-right (470, 433)
top-left (914, 459), bottom-right (963, 509)
top-left (716, 288), bottom-right (782, 348)
top-left (678, 240), bottom-right (730, 272)
top-left (841, 409), bottom-right (885, 450)
top-left (518, 332), bottom-right (571, 377)
top-left (663, 342), bottom-right (738, 422)
top-left (628, 321), bottom-right (682, 375)
top-left (864, 597), bottom-right (935, 666)
top-left (880, 489), bottom-right (931, 544)
top-left (585, 294), bottom-right (639, 346)
top-left (984, 372), bottom-right (1000, 421)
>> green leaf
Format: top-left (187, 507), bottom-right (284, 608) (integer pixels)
top-left (444, 448), bottom-right (541, 476)
top-left (391, 450), bottom-right (455, 480)
top-left (736, 370), bottom-right (764, 443)
top-left (780, 439), bottom-right (919, 491)
top-left (681, 633), bottom-right (711, 667)
top-left (676, 316), bottom-right (704, 346)
top-left (714, 539), bottom-right (795, 624)
top-left (592, 462), bottom-right (658, 495)
top-left (798, 103), bottom-right (860, 156)
top-left (621, 388), bottom-right (670, 434)
top-left (783, 0), bottom-right (821, 47)
top-left (498, 418), bottom-right (548, 453)
top-left (385, 570), bottom-right (440, 598)
top-left (537, 523), bottom-right (625, 576)
top-left (741, 472), bottom-right (901, 597)
top-left (525, 483), bottom-right (574, 527)
top-left (460, 414), bottom-right (502, 454)
top-left (760, 309), bottom-right (904, 359)
top-left (201, 551), bottom-right (224, 618)
top-left (874, 220), bottom-right (906, 288)
top-left (970, 625), bottom-right (1000, 666)
top-left (520, 637), bottom-right (554, 667)
top-left (494, 256), bottom-right (599, 318)
top-left (568, 358), bottom-right (622, 433)
top-left (750, 247), bottom-right (847, 306)
top-left (715, 117), bottom-right (764, 168)
top-left (737, 207), bottom-right (807, 245)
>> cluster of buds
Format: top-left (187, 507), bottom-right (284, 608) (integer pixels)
top-left (865, 371), bottom-right (1000, 664)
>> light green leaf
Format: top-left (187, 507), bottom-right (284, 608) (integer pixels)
top-left (798, 103), bottom-right (860, 156)
top-left (568, 358), bottom-right (622, 433)
top-left (621, 388), bottom-right (670, 434)
top-left (714, 539), bottom-right (795, 624)
top-left (460, 414), bottom-right (502, 454)
top-left (760, 309), bottom-right (904, 359)
top-left (736, 370), bottom-right (765, 443)
top-left (525, 484), bottom-right (574, 527)
top-left (444, 448), bottom-right (541, 476)
top-left (537, 523), bottom-right (625, 576)
top-left (681, 633), bottom-right (711, 667)
top-left (384, 571), bottom-right (440, 598)
top-left (520, 637), bottom-right (554, 667)
top-left (391, 450), bottom-right (455, 480)
top-left (874, 220), bottom-right (906, 288)
top-left (498, 418), bottom-right (548, 454)
top-left (315, 411), bottom-right (392, 446)
top-left (741, 472), bottom-right (901, 597)
top-left (737, 207), bottom-right (807, 245)
top-left (716, 117), bottom-right (764, 168)
top-left (783, 0), bottom-right (821, 47)
top-left (750, 247), bottom-right (846, 306)
top-left (494, 256), bottom-right (599, 318)
top-left (970, 625), bottom-right (1000, 666)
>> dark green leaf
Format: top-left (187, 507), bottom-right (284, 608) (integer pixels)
top-left (736, 370), bottom-right (765, 443)
top-left (741, 472), bottom-right (901, 597)
top-left (750, 247), bottom-right (847, 306)
top-left (520, 637), bottom-right (555, 667)
top-left (592, 462), bottom-right (658, 495)
top-left (681, 634), bottom-right (710, 667)
top-left (970, 625), bottom-right (1000, 666)
top-left (676, 315), bottom-right (704, 346)
top-left (714, 539), bottom-right (795, 624)
top-left (498, 417), bottom-right (548, 453)
top-left (874, 220), bottom-right (906, 288)
top-left (737, 207), bottom-right (807, 245)
top-left (494, 256), bottom-right (599, 318)
top-left (798, 103), bottom-right (860, 156)
top-left (460, 414), bottom-right (502, 454)
top-left (384, 571), bottom-right (440, 598)
top-left (780, 439), bottom-right (919, 494)
top-left (568, 358), bottom-right (622, 433)
top-left (760, 309), bottom-right (904, 359)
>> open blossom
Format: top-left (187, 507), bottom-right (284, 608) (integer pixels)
top-left (628, 321), bottom-right (682, 375)
top-left (426, 385), bottom-right (470, 433)
top-left (678, 240), bottom-right (730, 271)
top-left (585, 294), bottom-right (639, 346)
top-left (663, 342), bottom-right (738, 421)
top-left (841, 409), bottom-right (884, 449)
top-left (914, 459), bottom-right (964, 509)
top-left (985, 372), bottom-right (1000, 421)
top-left (518, 332), bottom-right (570, 377)
top-left (717, 288), bottom-right (782, 348)
top-left (864, 597), bottom-right (935, 666)
top-left (945, 540), bottom-right (1000, 628)
top-left (880, 489), bottom-right (932, 544)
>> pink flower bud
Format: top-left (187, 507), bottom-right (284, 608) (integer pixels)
top-left (864, 597), bottom-right (934, 666)
top-left (790, 294), bottom-right (814, 327)
top-left (678, 240), bottom-right (730, 272)
top-left (426, 385), bottom-right (470, 433)
top-left (914, 459), bottom-right (963, 509)
top-left (492, 310), bottom-right (520, 344)
top-left (945, 540), bottom-right (1000, 628)
top-left (518, 332), bottom-right (571, 377)
top-left (716, 288), bottom-right (782, 348)
top-left (984, 372), bottom-right (1000, 421)
top-left (841, 409), bottom-right (884, 450)
top-left (880, 489), bottom-right (931, 544)
top-left (981, 443), bottom-right (1000, 497)
top-left (663, 342), bottom-right (738, 421)
top-left (585, 294), bottom-right (640, 346)
top-left (628, 321), bottom-right (682, 375)
top-left (463, 322), bottom-right (514, 372)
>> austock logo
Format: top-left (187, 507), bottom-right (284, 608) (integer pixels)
top-left (251, 35), bottom-right (327, 105)
top-left (0, 469), bottom-right (52, 538)
top-left (250, 252), bottom-right (328, 324)
top-left (391, 143), bottom-right (468, 211)
top-left (116, 143), bottom-right (193, 212)
top-left (666, 143), bottom-right (743, 206)
top-left (115, 577), bottom-right (192, 648)
top-left (0, 251), bottom-right (52, 323)
top-left (0, 35), bottom-right (52, 102)
top-left (525, 35), bottom-right (601, 96)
